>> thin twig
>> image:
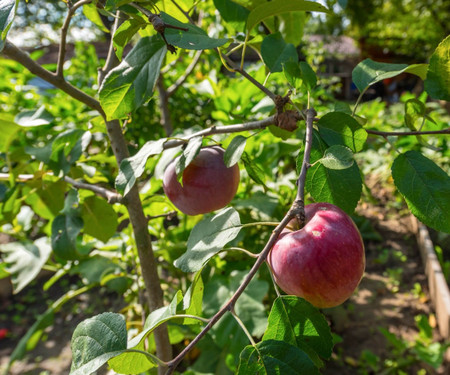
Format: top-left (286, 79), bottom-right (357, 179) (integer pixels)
top-left (57, 0), bottom-right (92, 78)
top-left (366, 128), bottom-right (450, 137)
top-left (231, 309), bottom-right (256, 346)
top-left (2, 40), bottom-right (104, 116)
top-left (98, 10), bottom-right (122, 84)
top-left (162, 115), bottom-right (277, 150)
top-left (220, 51), bottom-right (277, 101)
top-left (0, 173), bottom-right (122, 203)
top-left (166, 50), bottom-right (203, 96)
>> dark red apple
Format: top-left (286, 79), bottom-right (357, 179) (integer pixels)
top-left (163, 146), bottom-right (240, 215)
top-left (267, 202), bottom-right (365, 308)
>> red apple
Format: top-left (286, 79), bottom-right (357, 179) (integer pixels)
top-left (267, 202), bottom-right (365, 308)
top-left (163, 146), bottom-right (240, 215)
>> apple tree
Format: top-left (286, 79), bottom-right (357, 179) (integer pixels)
top-left (0, 1), bottom-right (449, 374)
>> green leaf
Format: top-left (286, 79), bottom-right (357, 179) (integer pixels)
top-left (174, 207), bottom-right (242, 272)
top-left (25, 180), bottom-right (66, 220)
top-left (352, 59), bottom-right (428, 93)
top-left (51, 190), bottom-right (84, 260)
top-left (81, 196), bottom-right (118, 242)
top-left (0, 237), bottom-right (51, 293)
top-left (404, 98), bottom-right (426, 130)
top-left (263, 296), bottom-right (333, 367)
top-left (224, 135), bottom-right (247, 167)
top-left (160, 12), bottom-right (229, 50)
top-left (72, 255), bottom-right (118, 284)
top-left (297, 131), bottom-right (362, 214)
top-left (115, 138), bottom-right (166, 196)
top-left (83, 2), bottom-right (109, 32)
top-left (0, 115), bottom-right (19, 152)
top-left (277, 11), bottom-right (306, 46)
top-left (237, 340), bottom-right (319, 375)
top-left (213, 0), bottom-right (250, 27)
top-left (424, 35), bottom-right (450, 101)
top-left (99, 36), bottom-right (167, 120)
top-left (241, 151), bottom-right (267, 188)
top-left (70, 313), bottom-right (127, 375)
top-left (391, 151), bottom-right (450, 233)
top-left (317, 112), bottom-right (367, 152)
top-left (183, 271), bottom-right (204, 324)
top-left (0, 0), bottom-right (18, 40)
top-left (175, 136), bottom-right (203, 181)
top-left (284, 61), bottom-right (302, 89)
top-left (261, 32), bottom-right (297, 73)
top-left (113, 17), bottom-right (145, 60)
top-left (319, 145), bottom-right (354, 170)
top-left (246, 0), bottom-right (329, 32)
top-left (14, 105), bottom-right (54, 127)
top-left (299, 61), bottom-right (317, 90)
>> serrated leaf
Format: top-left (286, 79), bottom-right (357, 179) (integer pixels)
top-left (0, 238), bottom-right (51, 293)
top-left (317, 111), bottom-right (367, 152)
top-left (224, 135), bottom-right (247, 167)
top-left (424, 35), bottom-right (450, 101)
top-left (160, 12), bottom-right (228, 50)
top-left (241, 151), bottom-right (267, 188)
top-left (70, 313), bottom-right (128, 375)
top-left (81, 196), bottom-right (118, 242)
top-left (263, 296), bottom-right (333, 367)
top-left (99, 36), bottom-right (167, 120)
top-left (352, 59), bottom-right (428, 93)
top-left (391, 151), bottom-right (450, 233)
top-left (115, 138), bottom-right (166, 195)
top-left (0, 0), bottom-right (18, 40)
top-left (320, 145), bottom-right (354, 170)
top-left (246, 0), bottom-right (329, 32)
top-left (297, 131), bottom-right (362, 214)
top-left (261, 32), bottom-right (297, 73)
top-left (174, 207), bottom-right (241, 272)
top-left (175, 136), bottom-right (203, 180)
top-left (14, 105), bottom-right (54, 127)
top-left (237, 340), bottom-right (319, 375)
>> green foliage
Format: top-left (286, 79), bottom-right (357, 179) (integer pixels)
top-left (100, 36), bottom-right (167, 120)
top-left (174, 207), bottom-right (242, 272)
top-left (0, 1), bottom-right (449, 374)
top-left (392, 151), bottom-right (450, 234)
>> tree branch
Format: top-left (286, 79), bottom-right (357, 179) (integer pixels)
top-left (57, 0), bottom-right (93, 78)
top-left (0, 173), bottom-right (122, 203)
top-left (2, 40), bottom-right (104, 116)
top-left (162, 115), bottom-right (277, 150)
top-left (98, 10), bottom-right (122, 84)
top-left (296, 108), bottom-right (316, 203)
top-left (157, 77), bottom-right (174, 136)
top-left (366, 128), bottom-right (450, 137)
